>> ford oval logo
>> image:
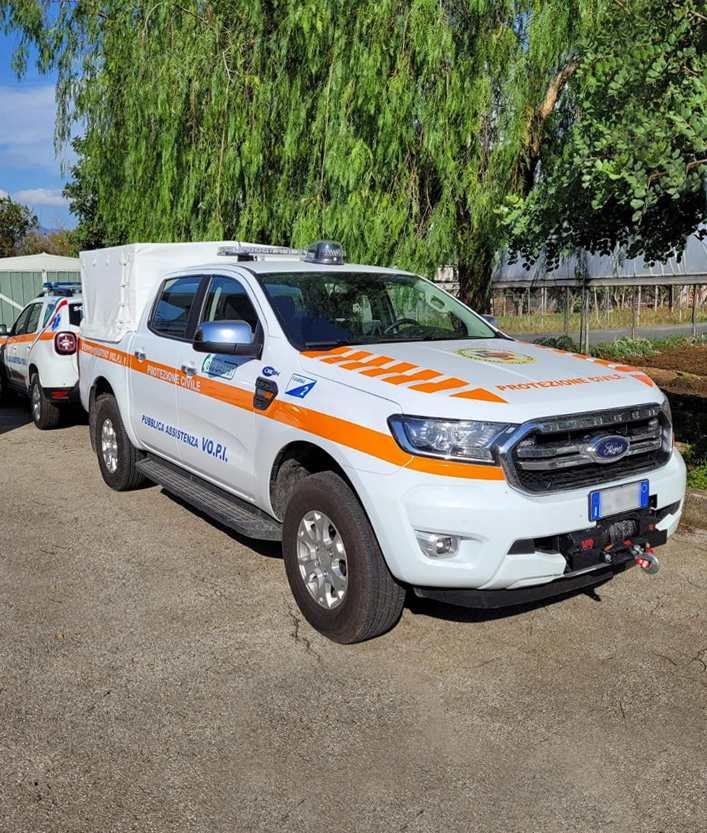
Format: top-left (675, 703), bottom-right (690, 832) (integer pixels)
top-left (587, 435), bottom-right (630, 464)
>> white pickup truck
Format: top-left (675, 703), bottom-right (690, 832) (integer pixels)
top-left (78, 241), bottom-right (686, 643)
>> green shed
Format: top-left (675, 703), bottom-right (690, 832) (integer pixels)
top-left (0, 252), bottom-right (81, 328)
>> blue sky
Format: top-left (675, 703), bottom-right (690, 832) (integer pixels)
top-left (0, 30), bottom-right (76, 229)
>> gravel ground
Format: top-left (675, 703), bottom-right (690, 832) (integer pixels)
top-left (0, 403), bottom-right (705, 833)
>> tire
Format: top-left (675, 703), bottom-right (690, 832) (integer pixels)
top-left (94, 394), bottom-right (146, 491)
top-left (30, 374), bottom-right (61, 430)
top-left (282, 471), bottom-right (405, 644)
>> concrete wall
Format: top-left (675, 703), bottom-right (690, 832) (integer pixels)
top-left (0, 270), bottom-right (80, 328)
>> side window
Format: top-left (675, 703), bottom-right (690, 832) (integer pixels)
top-left (150, 276), bottom-right (201, 340)
top-left (43, 301), bottom-right (59, 328)
top-left (69, 303), bottom-right (83, 327)
top-left (202, 276), bottom-right (259, 332)
top-left (25, 304), bottom-right (42, 335)
top-left (10, 305), bottom-right (32, 336)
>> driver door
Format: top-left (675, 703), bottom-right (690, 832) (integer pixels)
top-left (174, 274), bottom-right (263, 499)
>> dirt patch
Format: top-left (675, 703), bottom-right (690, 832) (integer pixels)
top-left (635, 344), bottom-right (707, 398)
top-left (640, 343), bottom-right (707, 376)
top-left (636, 366), bottom-right (707, 398)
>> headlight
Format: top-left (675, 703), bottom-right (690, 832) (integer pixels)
top-left (388, 415), bottom-right (518, 464)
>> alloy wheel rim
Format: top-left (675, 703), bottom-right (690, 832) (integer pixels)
top-left (101, 418), bottom-right (119, 473)
top-left (296, 510), bottom-right (348, 609)
top-left (32, 383), bottom-right (41, 421)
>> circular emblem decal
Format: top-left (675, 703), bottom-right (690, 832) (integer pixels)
top-left (454, 348), bottom-right (536, 365)
top-left (587, 435), bottom-right (630, 464)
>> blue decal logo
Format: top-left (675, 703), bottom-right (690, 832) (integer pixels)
top-left (286, 373), bottom-right (317, 399)
top-left (50, 313), bottom-right (61, 331)
top-left (263, 366), bottom-right (280, 377)
top-left (587, 435), bottom-right (630, 464)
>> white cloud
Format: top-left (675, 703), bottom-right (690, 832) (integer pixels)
top-left (0, 187), bottom-right (7, 198)
top-left (0, 84), bottom-right (74, 174)
top-left (13, 187), bottom-right (68, 207)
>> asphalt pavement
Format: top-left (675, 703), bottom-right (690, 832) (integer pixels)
top-left (513, 321), bottom-right (707, 345)
top-left (0, 403), bottom-right (705, 833)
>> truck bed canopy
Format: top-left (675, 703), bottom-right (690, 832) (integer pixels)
top-left (80, 242), bottom-right (255, 342)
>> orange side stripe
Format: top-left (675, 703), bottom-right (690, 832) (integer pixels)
top-left (81, 340), bottom-right (505, 481)
top-left (263, 399), bottom-right (413, 467)
top-left (407, 456), bottom-right (505, 480)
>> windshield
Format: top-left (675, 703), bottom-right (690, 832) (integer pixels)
top-left (258, 271), bottom-right (497, 350)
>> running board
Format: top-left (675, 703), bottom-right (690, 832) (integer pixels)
top-left (136, 454), bottom-right (282, 541)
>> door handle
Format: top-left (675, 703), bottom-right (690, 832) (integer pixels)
top-left (181, 363), bottom-right (197, 377)
top-left (134, 349), bottom-right (146, 361)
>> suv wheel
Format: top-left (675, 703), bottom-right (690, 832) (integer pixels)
top-left (94, 395), bottom-right (146, 491)
top-left (282, 471), bottom-right (405, 643)
top-left (30, 374), bottom-right (61, 430)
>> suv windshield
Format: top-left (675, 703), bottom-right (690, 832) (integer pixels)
top-left (259, 272), bottom-right (497, 350)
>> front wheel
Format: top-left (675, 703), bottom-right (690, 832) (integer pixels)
top-left (30, 374), bottom-right (61, 430)
top-left (282, 471), bottom-right (405, 643)
top-left (94, 395), bottom-right (146, 491)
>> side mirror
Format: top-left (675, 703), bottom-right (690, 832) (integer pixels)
top-left (482, 314), bottom-right (499, 329)
top-left (0, 324), bottom-right (7, 336)
top-left (192, 320), bottom-right (262, 359)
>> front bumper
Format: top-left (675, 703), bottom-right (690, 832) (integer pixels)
top-left (350, 449), bottom-right (686, 590)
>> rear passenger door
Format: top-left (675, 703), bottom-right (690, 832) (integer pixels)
top-left (174, 274), bottom-right (262, 499)
top-left (4, 304), bottom-right (32, 384)
top-left (130, 275), bottom-right (204, 462)
top-left (7, 302), bottom-right (42, 389)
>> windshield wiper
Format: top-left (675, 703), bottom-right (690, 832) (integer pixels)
top-left (302, 340), bottom-right (356, 350)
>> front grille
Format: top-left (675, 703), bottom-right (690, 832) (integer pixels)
top-left (500, 404), bottom-right (672, 494)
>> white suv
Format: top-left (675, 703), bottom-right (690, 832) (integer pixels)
top-left (0, 283), bottom-right (83, 429)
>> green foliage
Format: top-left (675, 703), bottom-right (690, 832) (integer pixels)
top-left (0, 195), bottom-right (38, 256)
top-left (534, 334), bottom-right (673, 359)
top-left (590, 337), bottom-right (658, 360)
top-left (687, 462), bottom-right (707, 489)
top-left (1, 0), bottom-right (602, 301)
top-left (62, 137), bottom-right (110, 252)
top-left (505, 0), bottom-right (707, 268)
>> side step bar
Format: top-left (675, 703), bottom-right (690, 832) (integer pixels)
top-left (136, 454), bottom-right (282, 541)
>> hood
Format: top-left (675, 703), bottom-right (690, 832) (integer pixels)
top-left (299, 339), bottom-right (662, 422)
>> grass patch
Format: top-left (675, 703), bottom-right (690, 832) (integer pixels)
top-left (533, 334), bottom-right (707, 361)
top-left (497, 309), bottom-right (707, 335)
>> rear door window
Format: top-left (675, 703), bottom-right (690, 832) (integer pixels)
top-left (24, 303), bottom-right (42, 335)
top-left (150, 276), bottom-right (202, 340)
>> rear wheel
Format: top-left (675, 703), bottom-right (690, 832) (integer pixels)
top-left (94, 394), bottom-right (146, 491)
top-left (282, 471), bottom-right (405, 643)
top-left (30, 374), bottom-right (61, 430)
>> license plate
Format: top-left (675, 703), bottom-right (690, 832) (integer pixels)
top-left (589, 480), bottom-right (649, 521)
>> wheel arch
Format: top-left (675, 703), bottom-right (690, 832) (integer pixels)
top-left (269, 440), bottom-right (358, 521)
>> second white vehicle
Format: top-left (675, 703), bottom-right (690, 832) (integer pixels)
top-left (0, 283), bottom-right (83, 429)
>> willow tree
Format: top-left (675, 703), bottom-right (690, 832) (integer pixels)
top-left (2, 0), bottom-right (603, 305)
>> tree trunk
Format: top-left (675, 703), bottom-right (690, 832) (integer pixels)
top-left (457, 238), bottom-right (494, 312)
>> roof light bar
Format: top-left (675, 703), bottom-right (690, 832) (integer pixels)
top-left (40, 282), bottom-right (82, 297)
top-left (217, 244), bottom-right (307, 260)
top-left (305, 240), bottom-right (346, 265)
